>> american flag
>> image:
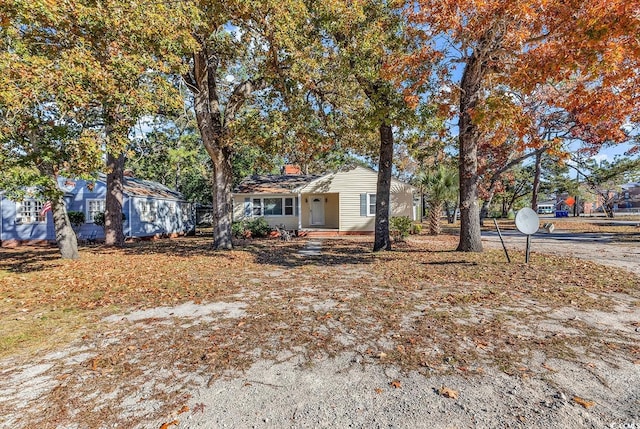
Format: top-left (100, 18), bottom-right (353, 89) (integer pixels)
top-left (40, 201), bottom-right (52, 217)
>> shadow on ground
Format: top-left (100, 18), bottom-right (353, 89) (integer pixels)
top-left (0, 247), bottom-right (60, 273)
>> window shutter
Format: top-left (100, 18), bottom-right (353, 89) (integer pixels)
top-left (295, 197), bottom-right (299, 216)
top-left (360, 193), bottom-right (367, 216)
top-left (244, 198), bottom-right (251, 217)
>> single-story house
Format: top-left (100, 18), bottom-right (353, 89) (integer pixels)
top-left (232, 166), bottom-right (417, 234)
top-left (1, 173), bottom-right (194, 246)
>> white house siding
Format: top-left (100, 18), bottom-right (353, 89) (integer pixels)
top-left (300, 166), bottom-right (415, 232)
top-left (232, 194), bottom-right (300, 230)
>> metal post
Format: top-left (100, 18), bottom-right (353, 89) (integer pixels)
top-left (494, 218), bottom-right (511, 263)
top-left (525, 234), bottom-right (531, 263)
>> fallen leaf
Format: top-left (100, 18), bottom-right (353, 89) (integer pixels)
top-left (438, 386), bottom-right (459, 399)
top-left (573, 396), bottom-right (595, 408)
top-left (390, 380), bottom-right (401, 389)
top-left (377, 352), bottom-right (387, 359)
top-left (159, 420), bottom-right (179, 429)
top-left (374, 387), bottom-right (383, 394)
top-left (542, 363), bottom-right (556, 372)
top-left (178, 405), bottom-right (189, 414)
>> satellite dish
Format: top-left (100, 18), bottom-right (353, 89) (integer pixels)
top-left (515, 207), bottom-right (539, 235)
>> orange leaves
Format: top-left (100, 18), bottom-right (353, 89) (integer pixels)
top-left (572, 396), bottom-right (595, 408)
top-left (438, 385), bottom-right (459, 399)
top-left (159, 420), bottom-right (179, 429)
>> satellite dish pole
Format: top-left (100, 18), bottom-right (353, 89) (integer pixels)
top-left (514, 207), bottom-right (540, 264)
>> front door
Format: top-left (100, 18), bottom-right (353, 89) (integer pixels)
top-left (310, 196), bottom-right (325, 226)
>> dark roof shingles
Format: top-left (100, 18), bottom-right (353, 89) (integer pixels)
top-left (234, 174), bottom-right (320, 194)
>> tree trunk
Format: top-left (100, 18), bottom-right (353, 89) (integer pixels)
top-left (428, 200), bottom-right (443, 235)
top-left (531, 151), bottom-right (542, 211)
top-left (105, 151), bottom-right (126, 246)
top-left (51, 195), bottom-right (79, 260)
top-left (210, 146), bottom-right (234, 250)
top-left (373, 123), bottom-right (393, 252)
top-left (456, 55), bottom-right (483, 252)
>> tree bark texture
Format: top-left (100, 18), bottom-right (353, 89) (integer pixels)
top-left (105, 150), bottom-right (125, 246)
top-left (373, 123), bottom-right (394, 252)
top-left (428, 200), bottom-right (443, 235)
top-left (456, 54), bottom-right (484, 252)
top-left (52, 193), bottom-right (79, 259)
top-left (188, 47), bottom-right (235, 249)
top-left (531, 151), bottom-right (542, 210)
top-left (210, 146), bottom-right (234, 249)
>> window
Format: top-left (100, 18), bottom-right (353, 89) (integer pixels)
top-left (284, 198), bottom-right (294, 216)
top-left (87, 199), bottom-right (105, 223)
top-left (264, 198), bottom-right (283, 216)
top-left (16, 200), bottom-right (46, 224)
top-left (249, 197), bottom-right (298, 217)
top-left (138, 200), bottom-right (156, 222)
top-left (252, 198), bottom-right (263, 216)
top-left (180, 203), bottom-right (191, 222)
top-left (367, 193), bottom-right (376, 216)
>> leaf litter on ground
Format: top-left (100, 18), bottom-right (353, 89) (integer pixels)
top-left (0, 234), bottom-right (638, 427)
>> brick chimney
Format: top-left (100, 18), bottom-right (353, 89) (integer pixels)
top-left (282, 165), bottom-right (302, 175)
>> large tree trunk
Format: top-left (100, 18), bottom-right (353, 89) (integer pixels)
top-left (105, 151), bottom-right (126, 246)
top-left (373, 123), bottom-right (393, 252)
top-left (210, 146), bottom-right (234, 250)
top-left (456, 55), bottom-right (483, 252)
top-left (51, 194), bottom-right (79, 259)
top-left (531, 151), bottom-right (542, 210)
top-left (428, 200), bottom-right (443, 235)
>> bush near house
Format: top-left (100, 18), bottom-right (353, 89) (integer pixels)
top-left (67, 211), bottom-right (86, 229)
top-left (93, 212), bottom-right (126, 229)
top-left (390, 216), bottom-right (413, 242)
top-left (232, 217), bottom-right (272, 239)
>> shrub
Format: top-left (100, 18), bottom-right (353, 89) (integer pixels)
top-left (411, 223), bottom-right (423, 234)
top-left (93, 212), bottom-right (105, 227)
top-left (390, 216), bottom-right (412, 241)
top-left (246, 217), bottom-right (271, 238)
top-left (232, 221), bottom-right (246, 238)
top-left (93, 211), bottom-right (126, 228)
top-left (67, 211), bottom-right (85, 228)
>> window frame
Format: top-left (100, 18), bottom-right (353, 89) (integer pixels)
top-left (250, 196), bottom-right (298, 218)
top-left (367, 193), bottom-right (376, 217)
top-left (86, 199), bottom-right (106, 223)
top-left (15, 199), bottom-right (46, 224)
top-left (138, 199), bottom-right (156, 222)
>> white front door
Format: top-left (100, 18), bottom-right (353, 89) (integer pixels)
top-left (310, 196), bottom-right (325, 225)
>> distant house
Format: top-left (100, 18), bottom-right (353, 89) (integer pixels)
top-left (0, 174), bottom-right (194, 246)
top-left (617, 183), bottom-right (640, 212)
top-left (232, 166), bottom-right (417, 234)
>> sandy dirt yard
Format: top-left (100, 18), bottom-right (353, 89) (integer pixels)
top-left (1, 233), bottom-right (639, 429)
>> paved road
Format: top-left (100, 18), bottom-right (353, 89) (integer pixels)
top-left (482, 230), bottom-right (640, 275)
